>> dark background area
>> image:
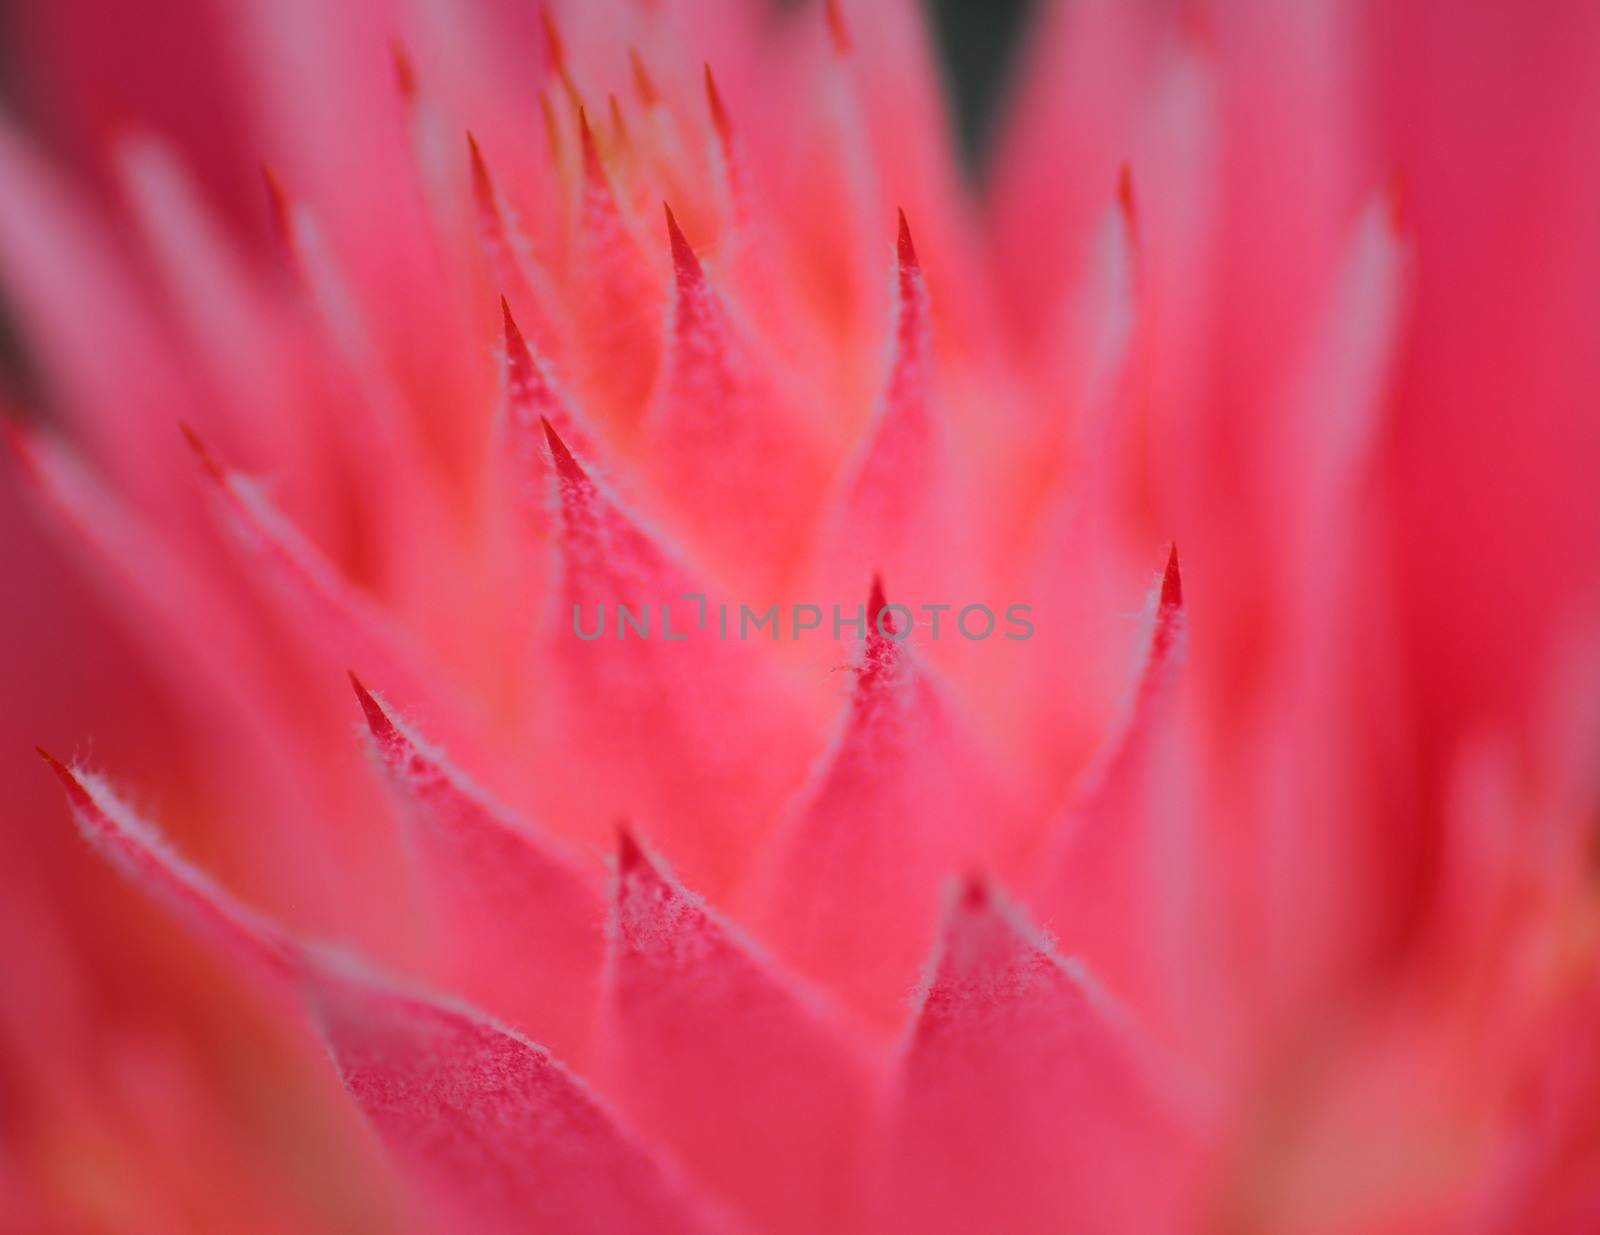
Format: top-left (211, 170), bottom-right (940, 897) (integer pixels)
top-left (925, 0), bottom-right (1033, 169)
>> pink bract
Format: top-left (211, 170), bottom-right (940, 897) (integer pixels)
top-left (2, 1), bottom-right (1599, 1232)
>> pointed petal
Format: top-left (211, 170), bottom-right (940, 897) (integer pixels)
top-left (654, 203), bottom-right (739, 428)
top-left (468, 134), bottom-right (560, 355)
top-left (607, 94), bottom-right (631, 151)
top-left (604, 830), bottom-right (876, 1235)
top-left (702, 63), bottom-right (733, 162)
top-left (540, 7), bottom-right (582, 111)
top-left (37, 752), bottom-right (293, 980)
top-left (769, 4), bottom-right (885, 338)
top-left (1032, 547), bottom-right (1189, 1018)
top-left (538, 423), bottom-right (816, 895)
top-left (822, 0), bottom-right (985, 352)
top-left (569, 108), bottom-right (662, 426)
top-left (879, 878), bottom-right (1197, 1235)
top-left (988, 0), bottom-right (1164, 340)
top-left (1246, 195), bottom-right (1412, 1010)
top-left (702, 63), bottom-right (748, 225)
top-left (1035, 185), bottom-right (1140, 443)
top-left (643, 207), bottom-right (824, 580)
top-left (8, 425), bottom-right (264, 713)
top-left (351, 677), bottom-right (604, 1064)
top-left (499, 294), bottom-right (567, 442)
top-left (497, 297), bottom-right (610, 528)
top-left (179, 426), bottom-right (468, 739)
top-left (41, 754), bottom-right (736, 1235)
top-left (117, 137), bottom-right (305, 464)
top-left (389, 37), bottom-right (417, 102)
top-left (540, 417), bottom-right (698, 615)
top-left (630, 49), bottom-right (661, 109)
top-left (277, 199), bottom-right (432, 477)
top-left (1067, 544), bottom-right (1186, 809)
top-left (269, 190), bottom-right (463, 602)
top-left (759, 580), bottom-right (1015, 1025)
top-left (1271, 194), bottom-right (1409, 598)
top-left (825, 0), bottom-right (853, 56)
top-left (821, 215), bottom-right (968, 602)
top-left (261, 163), bottom-right (294, 258)
top-left (303, 956), bottom-right (741, 1235)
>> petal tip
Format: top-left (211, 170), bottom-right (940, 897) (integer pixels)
top-left (577, 107), bottom-right (604, 185)
top-left (1161, 543), bottom-right (1182, 609)
top-left (825, 0), bottom-right (852, 56)
top-left (663, 202), bottom-right (701, 282)
top-left (896, 209), bottom-right (918, 270)
top-left (348, 672), bottom-right (398, 745)
top-left (867, 572), bottom-right (888, 628)
top-left (607, 94), bottom-right (630, 148)
top-left (260, 164), bottom-right (292, 253)
top-left (629, 49), bottom-right (659, 109)
top-left (1117, 162), bottom-right (1137, 228)
top-left (703, 64), bottom-right (733, 145)
top-left (36, 747), bottom-right (94, 814)
top-left (956, 872), bottom-right (990, 913)
top-left (466, 130), bottom-right (497, 208)
top-left (616, 823), bottom-right (645, 873)
top-left (501, 294), bottom-right (526, 351)
top-left (390, 37), bottom-right (418, 101)
top-left (540, 417), bottom-right (585, 484)
top-left (178, 421), bottom-right (226, 483)
top-left (539, 6), bottom-right (567, 74)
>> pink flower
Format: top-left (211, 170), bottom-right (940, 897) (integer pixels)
top-left (2, 1), bottom-right (1599, 1232)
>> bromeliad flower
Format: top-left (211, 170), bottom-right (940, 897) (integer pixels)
top-left (2, 1), bottom-right (1599, 1232)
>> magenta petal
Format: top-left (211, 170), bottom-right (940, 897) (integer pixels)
top-left (39, 751), bottom-right (295, 982)
top-left (879, 877), bottom-right (1200, 1235)
top-left (468, 136), bottom-right (561, 360)
top-left (760, 578), bottom-right (1018, 1025)
top-left (820, 214), bottom-right (970, 604)
top-left (180, 425), bottom-right (469, 736)
top-left (569, 108), bottom-right (662, 426)
top-left (302, 956), bottom-right (745, 1235)
top-left (499, 295), bottom-right (600, 472)
top-left (1031, 545), bottom-right (1189, 1019)
top-left (10, 3), bottom-right (1600, 1229)
top-left (539, 419), bottom-right (816, 894)
top-left (40, 748), bottom-right (738, 1235)
top-left (604, 829), bottom-right (878, 1235)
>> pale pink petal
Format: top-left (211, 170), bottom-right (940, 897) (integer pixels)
top-left (641, 205), bottom-right (825, 584)
top-left (351, 676), bottom-right (605, 1065)
top-left (817, 216), bottom-right (975, 605)
top-left (38, 752), bottom-right (295, 981)
top-left (1031, 547), bottom-right (1189, 1021)
top-left (537, 420), bottom-right (819, 894)
top-left (567, 109), bottom-right (663, 427)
